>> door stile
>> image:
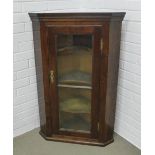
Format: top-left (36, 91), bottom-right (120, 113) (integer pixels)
top-left (48, 29), bottom-right (60, 134)
top-left (91, 27), bottom-right (102, 139)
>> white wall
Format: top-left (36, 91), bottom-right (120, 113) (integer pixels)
top-left (13, 0), bottom-right (141, 149)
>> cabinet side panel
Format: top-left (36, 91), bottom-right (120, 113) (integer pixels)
top-left (32, 21), bottom-right (46, 134)
top-left (105, 21), bottom-right (122, 140)
top-left (98, 22), bottom-right (109, 143)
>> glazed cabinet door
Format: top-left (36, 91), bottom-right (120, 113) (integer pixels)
top-left (47, 26), bottom-right (102, 140)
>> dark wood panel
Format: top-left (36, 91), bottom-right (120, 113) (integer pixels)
top-left (40, 22), bottom-right (53, 136)
top-left (31, 21), bottom-right (47, 134)
top-left (104, 21), bottom-right (122, 141)
top-left (29, 12), bottom-right (125, 22)
top-left (48, 29), bottom-right (60, 134)
top-left (58, 130), bottom-right (90, 138)
top-left (48, 26), bottom-right (99, 34)
top-left (91, 27), bottom-right (102, 139)
top-left (40, 131), bottom-right (114, 147)
top-left (98, 22), bottom-right (110, 142)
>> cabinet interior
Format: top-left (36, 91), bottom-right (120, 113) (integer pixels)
top-left (57, 34), bottom-right (92, 132)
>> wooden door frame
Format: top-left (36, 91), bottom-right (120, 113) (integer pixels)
top-left (47, 25), bottom-right (102, 139)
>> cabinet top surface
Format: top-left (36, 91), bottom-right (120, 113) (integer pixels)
top-left (29, 12), bottom-right (125, 21)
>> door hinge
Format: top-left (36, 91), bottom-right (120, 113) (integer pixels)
top-left (100, 38), bottom-right (103, 54)
top-left (97, 122), bottom-right (100, 131)
top-left (49, 70), bottom-right (54, 84)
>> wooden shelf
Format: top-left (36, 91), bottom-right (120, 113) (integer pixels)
top-left (58, 84), bottom-right (92, 89)
top-left (60, 110), bottom-right (91, 131)
top-left (59, 128), bottom-right (90, 134)
top-left (58, 70), bottom-right (91, 86)
top-left (60, 97), bottom-right (91, 114)
top-left (57, 46), bottom-right (92, 56)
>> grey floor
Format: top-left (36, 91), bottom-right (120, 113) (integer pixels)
top-left (14, 128), bottom-right (140, 155)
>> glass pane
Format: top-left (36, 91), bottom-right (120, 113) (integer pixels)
top-left (59, 87), bottom-right (91, 131)
top-left (56, 34), bottom-right (93, 132)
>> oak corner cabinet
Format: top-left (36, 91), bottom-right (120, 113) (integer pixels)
top-left (29, 12), bottom-right (125, 146)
